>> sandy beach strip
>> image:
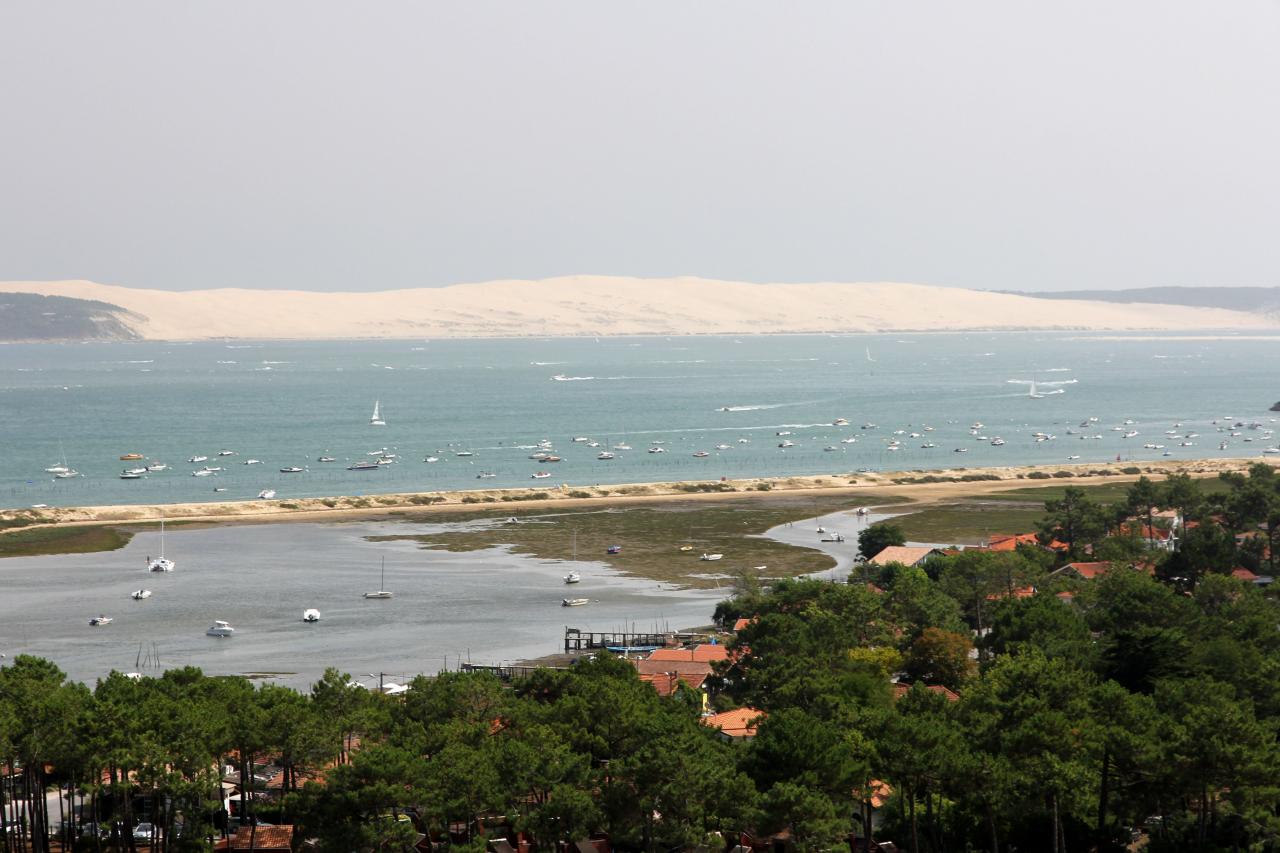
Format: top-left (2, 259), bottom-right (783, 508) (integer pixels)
top-left (4, 456), bottom-right (1274, 533)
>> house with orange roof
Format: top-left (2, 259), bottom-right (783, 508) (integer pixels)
top-left (986, 532), bottom-right (1070, 553)
top-left (985, 585), bottom-right (1036, 601)
top-left (647, 643), bottom-right (729, 663)
top-left (1051, 561), bottom-right (1114, 581)
top-left (732, 617), bottom-right (753, 632)
top-left (868, 545), bottom-right (944, 568)
top-left (224, 825), bottom-right (294, 850)
top-left (891, 682), bottom-right (960, 702)
top-left (701, 707), bottom-right (766, 740)
top-left (632, 658), bottom-right (714, 679)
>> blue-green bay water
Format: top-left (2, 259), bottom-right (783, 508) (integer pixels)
top-left (2, 333), bottom-right (1278, 509)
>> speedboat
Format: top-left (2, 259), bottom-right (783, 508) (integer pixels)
top-left (562, 598), bottom-right (589, 607)
top-left (456, 451), bottom-right (474, 457)
top-left (120, 471), bottom-right (143, 479)
top-left (823, 446), bottom-right (839, 452)
top-left (279, 466), bottom-right (304, 473)
top-left (126, 467), bottom-right (148, 475)
top-left (424, 456), bottom-right (441, 463)
top-left (476, 472), bottom-right (496, 479)
top-left (700, 553), bottom-right (723, 561)
top-left (648, 446), bottom-right (666, 453)
top-left (188, 455), bottom-right (208, 463)
top-left (990, 438), bottom-right (1005, 446)
top-left (206, 620), bottom-right (235, 637)
top-left (540, 455), bottom-right (562, 463)
top-left (532, 471), bottom-right (551, 479)
top-left (679, 544), bottom-right (693, 552)
top-left (572, 436), bottom-right (590, 443)
top-left (131, 589), bottom-right (151, 600)
top-left (954, 447), bottom-right (969, 453)
top-left (54, 469), bottom-right (80, 478)
top-left (192, 469), bottom-right (214, 477)
top-left (716, 444), bottom-right (731, 450)
top-left (89, 615), bottom-right (113, 626)
top-left (302, 608), bottom-right (321, 623)
top-left (218, 450), bottom-right (236, 457)
top-left (597, 452), bottom-right (615, 460)
top-left (317, 456), bottom-right (336, 463)
top-left (692, 451), bottom-right (710, 458)
top-left (833, 418), bottom-right (850, 426)
top-left (778, 440), bottom-right (795, 448)
top-left (243, 459), bottom-right (262, 465)
top-left (564, 571), bottom-right (581, 584)
top-left (257, 489), bottom-right (276, 499)
top-left (146, 463), bottom-right (167, 472)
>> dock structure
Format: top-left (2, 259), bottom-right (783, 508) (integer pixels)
top-left (459, 663), bottom-right (564, 681)
top-left (563, 626), bottom-right (705, 654)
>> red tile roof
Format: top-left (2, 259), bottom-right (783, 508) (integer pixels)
top-left (648, 644), bottom-right (728, 663)
top-left (1061, 561), bottom-right (1113, 580)
top-left (891, 682), bottom-right (960, 702)
top-left (986, 585), bottom-right (1036, 601)
top-left (987, 533), bottom-right (1040, 551)
top-left (1232, 568), bottom-right (1260, 582)
top-left (633, 659), bottom-right (714, 677)
top-left (732, 617), bottom-right (752, 632)
top-left (228, 826), bottom-right (294, 850)
top-left (638, 671), bottom-right (708, 697)
top-left (869, 546), bottom-right (939, 566)
top-left (701, 707), bottom-right (766, 738)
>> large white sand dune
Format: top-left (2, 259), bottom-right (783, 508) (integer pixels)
top-left (1, 276), bottom-right (1272, 340)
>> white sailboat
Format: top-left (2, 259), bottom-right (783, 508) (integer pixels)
top-left (147, 519), bottom-right (175, 572)
top-left (370, 400), bottom-right (386, 426)
top-left (363, 556), bottom-right (393, 599)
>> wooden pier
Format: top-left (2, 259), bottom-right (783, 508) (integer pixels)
top-left (562, 627), bottom-right (706, 654)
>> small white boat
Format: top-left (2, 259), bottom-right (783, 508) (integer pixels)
top-left (1123, 431), bottom-right (1139, 439)
top-left (823, 446), bottom-right (839, 452)
top-left (257, 489), bottom-right (277, 500)
top-left (120, 471), bottom-right (143, 479)
top-left (841, 437), bottom-right (857, 444)
top-left (856, 507), bottom-right (870, 516)
top-left (370, 400), bottom-right (386, 426)
top-left (648, 446), bottom-right (666, 453)
top-left (476, 471), bottom-right (496, 479)
top-left (126, 466), bottom-right (148, 475)
top-left (206, 620), bottom-right (235, 637)
top-left (54, 469), bottom-right (80, 478)
top-left (572, 436), bottom-right (590, 443)
top-left (317, 456), bottom-right (336, 463)
top-left (89, 615), bottom-right (113, 626)
top-left (954, 447), bottom-right (969, 453)
top-left (692, 451), bottom-right (710, 458)
top-left (990, 438), bottom-right (1006, 446)
top-left (820, 534), bottom-right (845, 542)
top-left (564, 571), bottom-right (581, 584)
top-left (244, 459), bottom-right (263, 465)
top-left (833, 418), bottom-right (850, 426)
top-left (188, 455), bottom-right (208, 463)
top-left (562, 597), bottom-right (589, 607)
top-left (700, 553), bottom-right (723, 561)
top-left (778, 440), bottom-right (795, 448)
top-left (146, 463), bottom-right (167, 472)
top-left (302, 608), bottom-right (321, 623)
top-left (716, 444), bottom-right (731, 450)
top-left (597, 452), bottom-right (615, 460)
top-left (364, 557), bottom-right (393, 599)
top-left (192, 469), bottom-right (214, 477)
top-left (613, 443), bottom-right (632, 451)
top-left (532, 471), bottom-right (551, 479)
top-left (456, 451), bottom-right (474, 457)
top-left (279, 466), bottom-right (304, 473)
top-left (131, 589), bottom-right (151, 600)
top-left (218, 450), bottom-right (236, 456)
top-left (424, 456), bottom-right (441, 463)
top-left (148, 520), bottom-right (175, 572)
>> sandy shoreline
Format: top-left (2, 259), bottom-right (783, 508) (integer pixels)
top-left (5, 457), bottom-right (1273, 532)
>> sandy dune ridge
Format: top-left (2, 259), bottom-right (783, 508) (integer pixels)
top-left (1, 277), bottom-right (1273, 340)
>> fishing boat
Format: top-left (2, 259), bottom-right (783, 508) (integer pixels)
top-left (148, 519), bottom-right (175, 573)
top-left (564, 571), bottom-right (581, 584)
top-left (370, 400), bottom-right (386, 426)
top-left (363, 557), bottom-right (393, 599)
top-left (562, 598), bottom-right (589, 607)
top-left (206, 620), bottom-right (235, 637)
top-left (89, 615), bottom-right (113, 626)
top-left (700, 553), bottom-right (723, 561)
top-left (302, 608), bottom-right (321, 623)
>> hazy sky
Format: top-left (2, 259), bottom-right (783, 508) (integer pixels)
top-left (2, 2), bottom-right (1278, 293)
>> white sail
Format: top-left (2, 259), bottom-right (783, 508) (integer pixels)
top-left (370, 400), bottom-right (385, 426)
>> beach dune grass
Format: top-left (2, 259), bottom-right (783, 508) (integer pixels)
top-left (368, 494), bottom-right (903, 587)
top-left (0, 525), bottom-right (133, 558)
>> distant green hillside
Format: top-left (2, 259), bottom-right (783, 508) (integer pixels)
top-left (0, 292), bottom-right (142, 341)
top-left (1016, 286), bottom-right (1280, 314)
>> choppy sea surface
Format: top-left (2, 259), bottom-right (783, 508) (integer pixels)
top-left (1, 333), bottom-right (1277, 509)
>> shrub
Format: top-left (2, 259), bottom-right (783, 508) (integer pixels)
top-left (278, 502), bottom-right (300, 509)
top-left (568, 490), bottom-right (592, 499)
top-left (461, 496), bottom-right (481, 504)
top-left (407, 495), bottom-right (444, 505)
top-left (1121, 466), bottom-right (1142, 475)
top-left (1026, 471), bottom-right (1051, 480)
top-left (755, 482), bottom-right (773, 491)
top-left (673, 482), bottom-right (735, 493)
top-left (1051, 471), bottom-right (1075, 478)
top-left (320, 499), bottom-right (338, 508)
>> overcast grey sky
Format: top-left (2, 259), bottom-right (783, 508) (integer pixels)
top-left (2, 2), bottom-right (1278, 292)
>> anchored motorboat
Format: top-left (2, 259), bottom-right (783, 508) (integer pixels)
top-left (206, 620), bottom-right (235, 637)
top-left (562, 598), bottom-right (589, 607)
top-left (700, 553), bottom-right (723, 561)
top-left (564, 571), bottom-right (581, 584)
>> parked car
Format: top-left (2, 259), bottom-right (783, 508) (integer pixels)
top-left (133, 822), bottom-right (156, 842)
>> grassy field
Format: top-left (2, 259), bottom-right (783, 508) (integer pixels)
top-left (369, 493), bottom-right (907, 586)
top-left (0, 525), bottom-right (133, 558)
